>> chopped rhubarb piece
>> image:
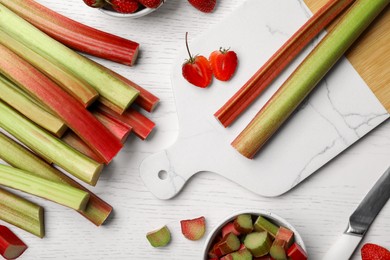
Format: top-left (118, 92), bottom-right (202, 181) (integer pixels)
top-left (220, 248), bottom-right (253, 260)
top-left (0, 225), bottom-right (27, 260)
top-left (234, 214), bottom-right (253, 234)
top-left (254, 255), bottom-right (274, 260)
top-left (244, 231), bottom-right (272, 257)
top-left (146, 226), bottom-right (171, 248)
top-left (180, 216), bottom-right (206, 241)
top-left (0, 0), bottom-right (139, 66)
top-left (254, 216), bottom-right (279, 238)
top-left (275, 227), bottom-right (294, 248)
top-left (215, 232), bottom-right (241, 256)
top-left (287, 243), bottom-right (307, 260)
top-left (222, 222), bottom-right (241, 237)
top-left (270, 239), bottom-right (287, 260)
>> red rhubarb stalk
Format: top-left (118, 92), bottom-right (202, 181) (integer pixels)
top-left (214, 0), bottom-right (355, 127)
top-left (0, 44), bottom-right (122, 163)
top-left (232, 0), bottom-right (389, 158)
top-left (0, 0), bottom-right (139, 66)
top-left (0, 30), bottom-right (98, 107)
top-left (93, 110), bottom-right (133, 143)
top-left (0, 225), bottom-right (28, 260)
top-left (62, 132), bottom-right (105, 164)
top-left (96, 104), bottom-right (156, 140)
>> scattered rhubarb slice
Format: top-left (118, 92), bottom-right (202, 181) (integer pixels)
top-left (0, 101), bottom-right (103, 185)
top-left (0, 187), bottom-right (44, 238)
top-left (146, 226), bottom-right (171, 248)
top-left (0, 43), bottom-right (123, 164)
top-left (270, 239), bottom-right (287, 260)
top-left (215, 232), bottom-right (241, 256)
top-left (180, 216), bottom-right (206, 241)
top-left (0, 225), bottom-right (27, 260)
top-left (287, 243), bottom-right (307, 260)
top-left (275, 226), bottom-right (294, 248)
top-left (0, 30), bottom-right (98, 107)
top-left (0, 4), bottom-right (139, 112)
top-left (0, 0), bottom-right (139, 66)
top-left (233, 214), bottom-right (253, 234)
top-left (232, 0), bottom-right (389, 158)
top-left (214, 0), bottom-right (355, 127)
top-left (254, 216), bottom-right (279, 238)
top-left (220, 248), bottom-right (253, 260)
top-left (0, 75), bottom-right (67, 137)
top-left (222, 222), bottom-right (241, 237)
top-left (0, 132), bottom-right (112, 226)
top-left (0, 164), bottom-right (90, 211)
top-left (244, 231), bottom-right (272, 257)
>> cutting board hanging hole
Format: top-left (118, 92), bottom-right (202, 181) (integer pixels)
top-left (158, 170), bottom-right (168, 180)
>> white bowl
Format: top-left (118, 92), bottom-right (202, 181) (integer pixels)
top-left (100, 1), bottom-right (165, 18)
top-left (203, 209), bottom-right (306, 259)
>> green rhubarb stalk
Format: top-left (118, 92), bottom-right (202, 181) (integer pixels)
top-left (0, 100), bottom-right (103, 186)
top-left (0, 75), bottom-right (67, 137)
top-left (0, 3), bottom-right (139, 111)
top-left (0, 30), bottom-right (98, 107)
top-left (232, 0), bottom-right (389, 158)
top-left (0, 187), bottom-right (44, 237)
top-left (0, 132), bottom-right (112, 226)
top-left (0, 164), bottom-right (90, 211)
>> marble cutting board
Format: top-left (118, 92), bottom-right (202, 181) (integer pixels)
top-left (140, 0), bottom-right (390, 199)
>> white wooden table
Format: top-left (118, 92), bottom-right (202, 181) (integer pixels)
top-left (8, 0), bottom-right (390, 259)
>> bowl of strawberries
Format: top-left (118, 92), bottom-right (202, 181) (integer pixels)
top-left (83, 0), bottom-right (165, 18)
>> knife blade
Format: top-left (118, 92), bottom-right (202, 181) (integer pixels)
top-left (322, 166), bottom-right (390, 259)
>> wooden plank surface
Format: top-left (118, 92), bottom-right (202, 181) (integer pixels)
top-left (304, 0), bottom-right (390, 112)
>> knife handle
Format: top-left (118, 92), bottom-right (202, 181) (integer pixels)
top-left (322, 233), bottom-right (362, 260)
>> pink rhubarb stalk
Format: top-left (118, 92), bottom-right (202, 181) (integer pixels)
top-left (214, 0), bottom-right (355, 127)
top-left (0, 0), bottom-right (139, 66)
top-left (0, 44), bottom-right (123, 163)
top-left (93, 110), bottom-right (133, 143)
top-left (0, 225), bottom-right (28, 260)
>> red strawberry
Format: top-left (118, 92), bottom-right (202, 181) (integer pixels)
top-left (182, 33), bottom-right (213, 88)
top-left (137, 0), bottom-right (163, 8)
top-left (109, 0), bottom-right (140, 13)
top-left (362, 243), bottom-right (390, 260)
top-left (188, 0), bottom-right (216, 13)
top-left (180, 216), bottom-right (206, 240)
top-left (209, 47), bottom-right (238, 81)
top-left (83, 0), bottom-right (105, 7)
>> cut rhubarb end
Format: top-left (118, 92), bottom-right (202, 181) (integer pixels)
top-left (233, 214), bottom-right (253, 234)
top-left (220, 248), bottom-right (253, 260)
top-left (231, 0), bottom-right (389, 158)
top-left (287, 243), bottom-right (307, 260)
top-left (275, 227), bottom-right (294, 248)
top-left (270, 239), bottom-right (287, 260)
top-left (0, 0), bottom-right (140, 66)
top-left (244, 231), bottom-right (272, 257)
top-left (0, 133), bottom-right (111, 226)
top-left (0, 164), bottom-right (90, 211)
top-left (0, 187), bottom-right (44, 238)
top-left (0, 225), bottom-right (28, 260)
top-left (215, 232), bottom-right (241, 256)
top-left (254, 216), bottom-right (279, 238)
top-left (180, 216), bottom-right (206, 241)
top-left (222, 222), bottom-right (241, 237)
top-left (146, 226), bottom-right (171, 248)
top-left (214, 0), bottom-right (355, 127)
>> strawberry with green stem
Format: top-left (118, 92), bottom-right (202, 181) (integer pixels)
top-left (182, 32), bottom-right (213, 88)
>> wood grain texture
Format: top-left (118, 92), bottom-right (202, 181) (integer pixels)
top-left (304, 0), bottom-right (390, 112)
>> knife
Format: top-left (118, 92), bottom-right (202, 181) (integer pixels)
top-left (322, 166), bottom-right (390, 259)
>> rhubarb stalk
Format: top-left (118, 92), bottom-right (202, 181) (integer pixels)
top-left (62, 132), bottom-right (105, 164)
top-left (0, 75), bottom-right (67, 137)
top-left (0, 4), bottom-right (139, 111)
top-left (0, 30), bottom-right (98, 107)
top-left (0, 0), bottom-right (139, 66)
top-left (0, 133), bottom-right (112, 226)
top-left (93, 110), bottom-right (133, 143)
top-left (214, 0), bottom-right (355, 127)
top-left (0, 164), bottom-right (90, 211)
top-left (0, 225), bottom-right (28, 259)
top-left (0, 43), bottom-right (123, 163)
top-left (232, 0), bottom-right (389, 158)
top-left (0, 188), bottom-right (44, 237)
top-left (0, 101), bottom-right (103, 185)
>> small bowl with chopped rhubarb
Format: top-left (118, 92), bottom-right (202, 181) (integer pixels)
top-left (203, 210), bottom-right (307, 260)
top-left (99, 0), bottom-right (165, 18)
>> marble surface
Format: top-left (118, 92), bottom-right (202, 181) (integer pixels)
top-left (3, 0), bottom-right (390, 259)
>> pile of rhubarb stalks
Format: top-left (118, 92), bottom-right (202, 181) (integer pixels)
top-left (0, 0), bottom-right (159, 246)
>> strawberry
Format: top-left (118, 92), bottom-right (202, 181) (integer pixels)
top-left (361, 243), bottom-right (390, 260)
top-left (109, 0), bottom-right (140, 13)
top-left (182, 33), bottom-right (213, 88)
top-left (83, 0), bottom-right (105, 8)
top-left (137, 0), bottom-right (163, 8)
top-left (180, 216), bottom-right (206, 240)
top-left (188, 0), bottom-right (216, 13)
top-left (209, 47), bottom-right (238, 81)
